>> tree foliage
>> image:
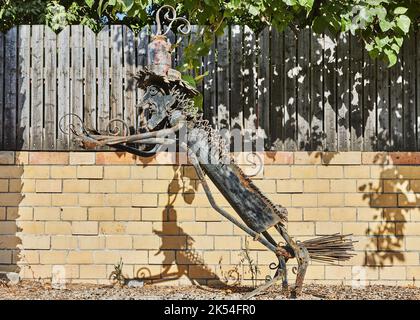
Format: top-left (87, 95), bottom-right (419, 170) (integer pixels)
top-left (1, 0), bottom-right (419, 75)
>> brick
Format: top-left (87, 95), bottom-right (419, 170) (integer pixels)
top-left (158, 166), bottom-right (179, 179)
top-left (80, 265), bottom-right (107, 279)
top-left (0, 151), bottom-right (15, 164)
top-left (342, 222), bottom-right (369, 235)
top-left (303, 208), bottom-right (329, 221)
top-left (407, 267), bottom-right (420, 279)
top-left (149, 250), bottom-right (176, 264)
top-left (21, 265), bottom-right (52, 279)
top-left (77, 166), bottom-right (103, 179)
top-left (344, 193), bottom-right (370, 207)
top-left (318, 193), bottom-right (344, 207)
top-left (206, 222), bottom-right (233, 235)
top-left (405, 237), bottom-right (420, 250)
top-left (22, 166), bottom-right (49, 178)
top-left (0, 193), bottom-right (24, 206)
top-left (253, 180), bottom-right (276, 192)
top-left (99, 222), bottom-right (127, 234)
top-left (330, 179), bottom-right (357, 193)
top-left (15, 152), bottom-right (29, 164)
top-left (8, 207), bottom-right (32, 220)
top-left (380, 267), bottom-right (406, 280)
top-left (0, 166), bottom-right (23, 178)
top-left (330, 208), bottom-right (357, 221)
top-left (67, 251), bottom-right (94, 264)
top-left (322, 152), bottom-right (361, 165)
top-left (78, 236), bottom-right (106, 249)
top-left (34, 207), bottom-right (61, 220)
top-left (159, 236), bottom-right (187, 250)
top-left (383, 208), bottom-right (405, 222)
top-left (88, 207), bottom-right (114, 221)
top-left (29, 152), bottom-right (69, 165)
top-left (63, 179), bottom-right (89, 193)
top-left (21, 235), bottom-right (50, 249)
top-left (362, 152), bottom-right (388, 164)
top-left (276, 179), bottom-right (303, 193)
top-left (263, 166), bottom-right (290, 179)
top-left (90, 180), bottom-right (116, 193)
top-left (304, 179), bottom-right (329, 193)
top-left (0, 251), bottom-right (12, 264)
top-left (40, 251), bottom-right (67, 264)
top-left (114, 208), bottom-right (140, 221)
top-left (132, 194), bottom-right (158, 207)
top-left (316, 222), bottom-right (341, 235)
top-left (398, 193), bottom-right (420, 207)
top-left (45, 222), bottom-right (72, 235)
top-left (104, 166), bottom-right (130, 179)
top-left (195, 208), bottom-right (220, 222)
top-left (105, 194), bottom-right (132, 207)
top-left (116, 180), bottom-right (142, 193)
top-left (52, 194), bottom-right (78, 206)
top-left (358, 208), bottom-right (382, 221)
top-left (263, 152), bottom-right (293, 165)
top-left (79, 194), bottom-right (105, 206)
top-left (131, 166), bottom-right (157, 179)
top-left (402, 223), bottom-right (420, 236)
top-left (370, 194), bottom-right (397, 207)
top-left (344, 166), bottom-right (370, 178)
top-left (72, 222), bottom-right (98, 235)
top-left (9, 179), bottom-right (35, 192)
top-left (0, 221), bottom-right (18, 234)
top-left (105, 235), bottom-right (132, 249)
top-left (126, 222), bottom-right (153, 234)
top-left (51, 236), bottom-right (78, 249)
top-left (215, 236), bottom-right (242, 249)
top-left (50, 166), bottom-right (77, 178)
top-left (133, 235), bottom-right (161, 249)
top-left (0, 235), bottom-right (20, 249)
top-left (16, 221), bottom-right (45, 234)
top-left (178, 221), bottom-right (206, 235)
top-left (61, 207), bottom-right (87, 221)
top-left (325, 266), bottom-right (352, 280)
top-left (291, 166), bottom-right (316, 179)
top-left (69, 152), bottom-right (95, 165)
top-left (287, 208), bottom-right (303, 221)
top-left (268, 194), bottom-right (291, 207)
top-left (292, 194), bottom-right (317, 207)
top-left (119, 251), bottom-right (148, 264)
top-left (287, 222), bottom-right (314, 236)
top-left (0, 207), bottom-right (5, 220)
top-left (188, 265), bottom-right (217, 279)
top-left (317, 166), bottom-right (343, 178)
top-left (0, 179), bottom-right (8, 192)
top-left (294, 152), bottom-right (321, 164)
top-left (96, 152), bottom-right (136, 165)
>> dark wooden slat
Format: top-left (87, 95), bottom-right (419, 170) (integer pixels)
top-left (70, 25), bottom-right (83, 149)
top-left (417, 31), bottom-right (420, 149)
top-left (243, 26), bottom-right (257, 136)
top-left (324, 32), bottom-right (337, 151)
top-left (376, 60), bottom-right (390, 151)
top-left (97, 26), bottom-right (110, 133)
top-left (402, 34), bottom-right (416, 150)
top-left (257, 27), bottom-right (270, 149)
top-left (30, 25), bottom-right (43, 150)
top-left (57, 26), bottom-right (70, 150)
top-left (297, 27), bottom-right (311, 150)
top-left (389, 45), bottom-right (403, 150)
top-left (17, 26), bottom-right (30, 150)
top-left (363, 53), bottom-right (376, 151)
top-left (216, 26), bottom-right (230, 131)
top-left (310, 31), bottom-right (323, 150)
top-left (269, 28), bottom-right (284, 150)
top-left (4, 27), bottom-right (18, 150)
top-left (110, 25), bottom-right (124, 134)
top-left (230, 25), bottom-right (243, 150)
top-left (203, 33), bottom-right (216, 126)
top-left (43, 27), bottom-right (56, 150)
top-left (349, 35), bottom-right (363, 151)
top-left (0, 31), bottom-right (3, 149)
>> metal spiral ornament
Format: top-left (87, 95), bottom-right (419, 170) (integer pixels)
top-left (154, 5), bottom-right (191, 37)
top-left (58, 113), bottom-right (87, 137)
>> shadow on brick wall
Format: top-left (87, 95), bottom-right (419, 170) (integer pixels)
top-left (136, 165), bottom-right (226, 286)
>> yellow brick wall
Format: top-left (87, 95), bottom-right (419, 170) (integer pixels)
top-left (1, 151), bottom-right (420, 287)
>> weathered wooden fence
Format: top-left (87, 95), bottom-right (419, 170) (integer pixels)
top-left (0, 25), bottom-right (419, 151)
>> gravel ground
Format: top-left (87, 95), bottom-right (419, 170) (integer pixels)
top-left (1, 280), bottom-right (419, 300)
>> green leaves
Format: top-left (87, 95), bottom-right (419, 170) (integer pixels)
top-left (85, 0), bottom-right (95, 8)
top-left (396, 14), bottom-right (410, 33)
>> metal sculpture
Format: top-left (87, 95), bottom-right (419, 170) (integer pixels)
top-left (61, 5), bottom-right (355, 298)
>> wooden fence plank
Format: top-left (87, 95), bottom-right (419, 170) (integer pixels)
top-left (84, 27), bottom-right (97, 130)
top-left (203, 33), bottom-right (217, 126)
top-left (17, 26), bottom-right (30, 150)
top-left (230, 25), bottom-right (243, 150)
top-left (324, 32), bottom-right (337, 151)
top-left (30, 25), bottom-right (44, 150)
top-left (349, 35), bottom-right (363, 151)
top-left (363, 53), bottom-right (376, 151)
top-left (417, 31), bottom-right (420, 149)
top-left (136, 25), bottom-right (149, 126)
top-left (257, 27), bottom-right (270, 149)
top-left (0, 32), bottom-right (3, 149)
top-left (110, 25), bottom-right (123, 133)
top-left (376, 60), bottom-right (390, 150)
top-left (123, 26), bottom-right (136, 131)
top-left (57, 26), bottom-right (70, 149)
top-left (402, 35), bottom-right (416, 150)
top-left (390, 46), bottom-right (404, 150)
top-left (270, 28), bottom-right (284, 150)
top-left (310, 31), bottom-right (323, 150)
top-left (4, 27), bottom-right (18, 150)
top-left (43, 27), bottom-right (56, 150)
top-left (97, 26), bottom-right (110, 133)
top-left (216, 27), bottom-right (230, 131)
top-left (243, 25), bottom-right (257, 138)
top-left (70, 25), bottom-right (83, 149)
top-left (297, 27), bottom-right (311, 150)
top-left (336, 32), bottom-right (350, 151)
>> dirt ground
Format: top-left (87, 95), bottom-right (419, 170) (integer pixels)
top-left (0, 280), bottom-right (419, 300)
